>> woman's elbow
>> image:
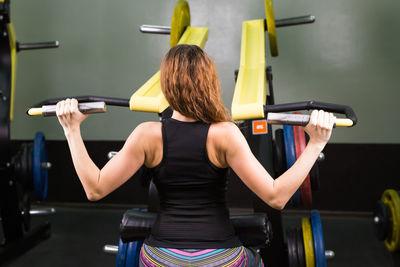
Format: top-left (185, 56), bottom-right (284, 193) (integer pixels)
top-left (268, 196), bottom-right (286, 210)
top-left (86, 191), bottom-right (103, 202)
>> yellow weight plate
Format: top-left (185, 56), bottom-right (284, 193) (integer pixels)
top-left (170, 0), bottom-right (190, 48)
top-left (302, 218), bottom-right (315, 267)
top-left (264, 0), bottom-right (278, 57)
top-left (8, 23), bottom-right (17, 121)
top-left (382, 189), bottom-right (400, 251)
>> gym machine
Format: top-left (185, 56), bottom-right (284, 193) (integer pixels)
top-left (0, 0), bottom-right (58, 263)
top-left (231, 1), bottom-right (357, 266)
top-left (27, 1), bottom-right (358, 266)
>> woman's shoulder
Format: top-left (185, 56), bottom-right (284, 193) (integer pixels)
top-left (137, 121), bottom-right (161, 131)
top-left (209, 121), bottom-right (243, 145)
top-left (210, 121), bottom-right (240, 134)
top-left (130, 121), bottom-right (162, 141)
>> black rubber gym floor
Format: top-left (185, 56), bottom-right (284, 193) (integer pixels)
top-left (2, 204), bottom-right (397, 267)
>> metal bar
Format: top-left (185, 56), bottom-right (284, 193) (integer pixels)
top-left (21, 207), bottom-right (56, 216)
top-left (264, 101), bottom-right (357, 126)
top-left (103, 245), bottom-right (118, 255)
top-left (29, 96), bottom-right (129, 109)
top-left (267, 112), bottom-right (310, 126)
top-left (30, 208), bottom-right (56, 216)
top-left (325, 250), bottom-right (335, 260)
top-left (17, 41), bottom-right (59, 51)
top-left (275, 15), bottom-right (315, 27)
top-left (42, 102), bottom-right (106, 117)
top-left (266, 112), bottom-right (353, 127)
top-left (140, 25), bottom-right (171, 35)
top-left (28, 102), bottom-right (106, 117)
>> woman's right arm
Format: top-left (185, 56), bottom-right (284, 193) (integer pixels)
top-left (223, 110), bottom-right (334, 210)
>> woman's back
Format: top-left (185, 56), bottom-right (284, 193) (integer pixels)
top-left (145, 118), bottom-right (241, 248)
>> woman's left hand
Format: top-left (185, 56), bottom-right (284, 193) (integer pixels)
top-left (56, 98), bottom-right (88, 136)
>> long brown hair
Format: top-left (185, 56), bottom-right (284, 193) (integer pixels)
top-left (160, 44), bottom-right (231, 123)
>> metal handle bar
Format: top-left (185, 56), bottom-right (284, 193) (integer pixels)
top-left (28, 102), bottom-right (106, 116)
top-left (17, 41), bottom-right (60, 51)
top-left (29, 96), bottom-right (129, 109)
top-left (264, 101), bottom-right (357, 126)
top-left (27, 96), bottom-right (129, 116)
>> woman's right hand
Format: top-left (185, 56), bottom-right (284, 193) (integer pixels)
top-left (303, 110), bottom-right (335, 149)
top-left (56, 98), bottom-right (88, 136)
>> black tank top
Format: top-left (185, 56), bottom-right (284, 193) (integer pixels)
top-left (144, 118), bottom-right (242, 248)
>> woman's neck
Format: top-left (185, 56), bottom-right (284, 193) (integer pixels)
top-left (171, 111), bottom-right (197, 122)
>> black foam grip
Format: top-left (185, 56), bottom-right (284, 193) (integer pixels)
top-left (119, 210), bottom-right (272, 248)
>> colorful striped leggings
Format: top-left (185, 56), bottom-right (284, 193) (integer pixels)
top-left (139, 244), bottom-right (264, 267)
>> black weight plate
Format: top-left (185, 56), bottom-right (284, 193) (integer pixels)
top-left (28, 143), bottom-right (33, 187)
top-left (22, 193), bottom-right (31, 232)
top-left (273, 129), bottom-right (286, 177)
top-left (306, 133), bottom-right (320, 192)
top-left (373, 200), bottom-right (389, 241)
top-left (21, 143), bottom-right (32, 190)
top-left (296, 228), bottom-right (306, 267)
top-left (310, 163), bottom-right (320, 192)
top-left (287, 228), bottom-right (299, 267)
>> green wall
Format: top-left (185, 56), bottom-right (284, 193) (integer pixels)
top-left (10, 0), bottom-right (400, 143)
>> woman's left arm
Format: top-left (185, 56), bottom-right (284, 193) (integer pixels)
top-left (56, 98), bottom-right (145, 201)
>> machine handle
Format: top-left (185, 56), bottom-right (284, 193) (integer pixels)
top-left (264, 101), bottom-right (357, 127)
top-left (28, 102), bottom-right (106, 117)
top-left (27, 95), bottom-right (130, 116)
top-left (29, 96), bottom-right (129, 108)
top-left (266, 112), bottom-right (353, 127)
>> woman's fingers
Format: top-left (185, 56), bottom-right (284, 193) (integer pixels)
top-left (317, 110), bottom-right (324, 129)
top-left (71, 98), bottom-right (79, 114)
top-left (309, 110), bottom-right (318, 127)
top-left (323, 111), bottom-right (330, 130)
top-left (330, 113), bottom-right (336, 128)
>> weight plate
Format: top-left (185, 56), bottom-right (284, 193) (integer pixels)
top-left (28, 143), bottom-right (34, 187)
top-left (373, 200), bottom-right (389, 241)
top-left (273, 128), bottom-right (286, 177)
top-left (305, 133), bottom-right (320, 192)
top-left (33, 132), bottom-right (48, 201)
top-left (302, 218), bottom-right (315, 267)
top-left (170, 0), bottom-right (191, 48)
top-left (382, 189), bottom-right (400, 251)
top-left (296, 228), bottom-right (306, 267)
top-left (126, 242), bottom-right (137, 267)
top-left (287, 228), bottom-right (298, 267)
top-left (22, 193), bottom-right (31, 232)
top-left (283, 125), bottom-right (301, 207)
top-left (293, 123), bottom-right (312, 207)
top-left (265, 0), bottom-right (278, 57)
top-left (116, 238), bottom-right (128, 267)
top-left (135, 241), bottom-right (144, 266)
top-left (309, 163), bottom-right (320, 192)
top-left (310, 210), bottom-right (326, 267)
top-left (125, 241), bottom-right (144, 267)
top-left (21, 143), bottom-right (33, 190)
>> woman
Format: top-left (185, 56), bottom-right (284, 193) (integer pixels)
top-left (56, 44), bottom-right (334, 266)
